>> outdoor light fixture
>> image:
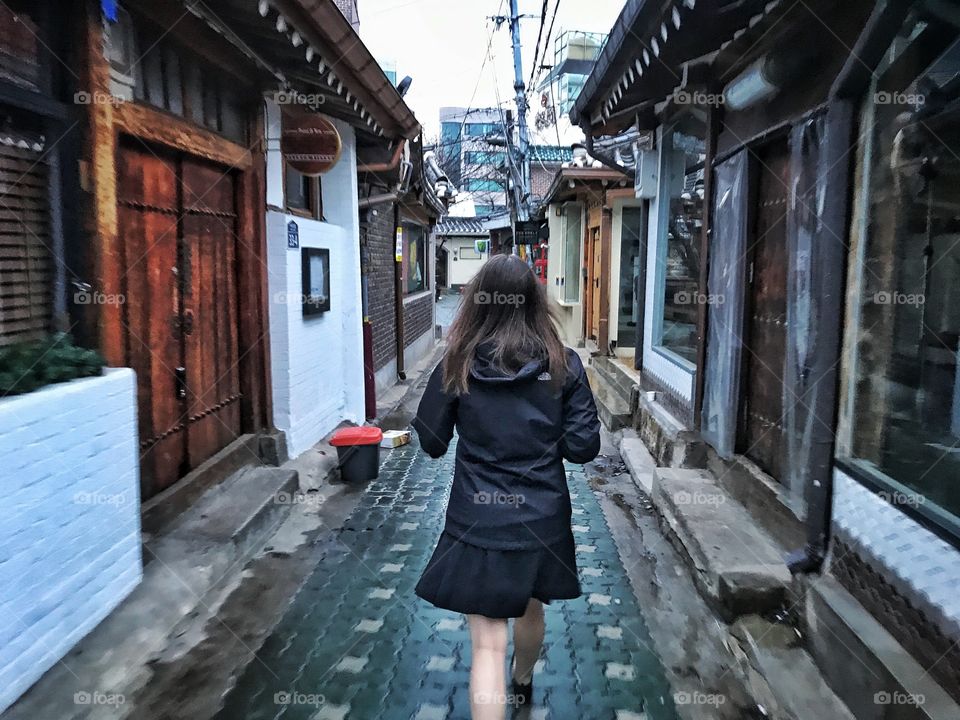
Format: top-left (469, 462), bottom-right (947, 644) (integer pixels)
top-left (723, 57), bottom-right (779, 110)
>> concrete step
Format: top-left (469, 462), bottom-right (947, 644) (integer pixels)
top-left (591, 355), bottom-right (640, 409)
top-left (652, 466), bottom-right (792, 620)
top-left (586, 364), bottom-right (632, 432)
top-left (617, 429), bottom-right (656, 495)
top-left (168, 465), bottom-right (299, 561)
top-left (728, 615), bottom-right (856, 720)
top-left (636, 390), bottom-right (707, 468)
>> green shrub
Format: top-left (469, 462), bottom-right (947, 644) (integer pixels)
top-left (0, 333), bottom-right (105, 398)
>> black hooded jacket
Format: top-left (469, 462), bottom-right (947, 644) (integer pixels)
top-left (412, 346), bottom-right (601, 550)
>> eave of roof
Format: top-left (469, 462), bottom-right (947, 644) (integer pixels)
top-left (571, 0), bottom-right (774, 133)
top-left (542, 166), bottom-right (628, 206)
top-left (213, 0), bottom-right (420, 139)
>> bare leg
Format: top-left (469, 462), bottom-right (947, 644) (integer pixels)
top-left (511, 599), bottom-right (544, 684)
top-left (468, 614), bottom-right (509, 720)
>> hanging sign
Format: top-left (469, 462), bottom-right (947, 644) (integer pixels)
top-left (282, 108), bottom-right (342, 176)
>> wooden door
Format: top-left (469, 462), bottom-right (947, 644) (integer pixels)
top-left (118, 143), bottom-right (242, 498)
top-left (740, 140), bottom-right (790, 482)
top-left (590, 226), bottom-right (602, 340)
top-left (180, 156), bottom-right (242, 470)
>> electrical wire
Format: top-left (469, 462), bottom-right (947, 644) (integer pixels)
top-left (527, 0), bottom-right (549, 91)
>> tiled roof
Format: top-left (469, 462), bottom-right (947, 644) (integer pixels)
top-left (435, 217), bottom-right (487, 236)
top-left (530, 145), bottom-right (574, 163)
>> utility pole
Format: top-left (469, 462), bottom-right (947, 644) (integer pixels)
top-left (509, 0), bottom-right (531, 222)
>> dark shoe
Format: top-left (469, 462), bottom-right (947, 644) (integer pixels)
top-left (510, 653), bottom-right (533, 707)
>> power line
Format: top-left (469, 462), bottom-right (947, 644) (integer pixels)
top-left (453, 0), bottom-right (507, 147)
top-left (527, 0), bottom-right (549, 91)
top-left (530, 0), bottom-right (560, 93)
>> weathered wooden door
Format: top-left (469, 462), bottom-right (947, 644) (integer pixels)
top-left (590, 226), bottom-right (602, 340)
top-left (118, 143), bottom-right (242, 498)
top-left (740, 140), bottom-right (790, 482)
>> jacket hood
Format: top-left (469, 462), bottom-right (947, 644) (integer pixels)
top-left (470, 343), bottom-right (547, 384)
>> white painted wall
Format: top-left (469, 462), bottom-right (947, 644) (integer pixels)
top-left (0, 369), bottom-right (142, 713)
top-left (446, 236), bottom-right (487, 287)
top-left (642, 126), bottom-right (695, 404)
top-left (265, 100), bottom-right (365, 458)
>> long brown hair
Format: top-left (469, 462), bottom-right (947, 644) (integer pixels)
top-left (443, 253), bottom-right (567, 395)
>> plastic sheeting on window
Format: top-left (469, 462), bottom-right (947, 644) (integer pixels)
top-left (700, 150), bottom-right (749, 456)
top-left (783, 108), bottom-right (851, 521)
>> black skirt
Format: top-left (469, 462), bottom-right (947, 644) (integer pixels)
top-left (415, 530), bottom-right (582, 618)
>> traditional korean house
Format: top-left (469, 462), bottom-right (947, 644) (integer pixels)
top-left (572, 0), bottom-right (960, 713)
top-left (434, 216), bottom-right (489, 292)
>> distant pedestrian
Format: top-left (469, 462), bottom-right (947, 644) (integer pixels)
top-left (412, 254), bottom-right (601, 720)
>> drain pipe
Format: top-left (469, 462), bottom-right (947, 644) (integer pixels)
top-left (393, 203), bottom-right (406, 381)
top-left (582, 118), bottom-right (635, 179)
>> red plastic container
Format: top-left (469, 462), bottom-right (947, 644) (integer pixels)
top-left (330, 426), bottom-right (383, 482)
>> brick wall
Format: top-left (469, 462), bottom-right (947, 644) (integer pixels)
top-left (362, 204), bottom-right (397, 372)
top-left (0, 368), bottom-right (142, 713)
top-left (531, 164), bottom-right (559, 200)
top-left (403, 292), bottom-right (433, 348)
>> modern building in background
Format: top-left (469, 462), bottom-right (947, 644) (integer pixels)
top-left (533, 30), bottom-right (606, 146)
top-left (438, 106), bottom-right (508, 216)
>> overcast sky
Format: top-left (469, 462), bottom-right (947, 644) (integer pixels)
top-left (357, 0), bottom-right (625, 139)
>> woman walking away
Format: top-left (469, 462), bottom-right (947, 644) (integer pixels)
top-left (412, 254), bottom-right (601, 720)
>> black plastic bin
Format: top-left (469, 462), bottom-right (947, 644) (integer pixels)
top-left (330, 426), bottom-right (383, 482)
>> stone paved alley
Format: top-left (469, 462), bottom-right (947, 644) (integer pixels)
top-left (216, 435), bottom-right (677, 720)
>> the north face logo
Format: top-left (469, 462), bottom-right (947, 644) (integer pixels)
top-left (537, 372), bottom-right (552, 381)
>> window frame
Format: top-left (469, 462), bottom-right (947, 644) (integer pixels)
top-left (836, 53), bottom-right (960, 548)
top-left (650, 126), bottom-right (702, 372)
top-left (401, 223), bottom-right (428, 295)
top-left (558, 201), bottom-right (583, 305)
top-left (283, 162), bottom-right (324, 221)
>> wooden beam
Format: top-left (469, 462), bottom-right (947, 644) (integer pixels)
top-left (114, 102), bottom-right (254, 170)
top-left (84, 0), bottom-right (123, 367)
top-left (599, 202), bottom-right (613, 353)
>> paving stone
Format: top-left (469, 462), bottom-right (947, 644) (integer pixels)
top-left (215, 438), bottom-right (677, 720)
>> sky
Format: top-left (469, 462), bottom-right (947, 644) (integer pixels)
top-left (357, 0), bottom-right (626, 140)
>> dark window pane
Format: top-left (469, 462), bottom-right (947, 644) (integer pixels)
top-left (286, 165), bottom-right (311, 211)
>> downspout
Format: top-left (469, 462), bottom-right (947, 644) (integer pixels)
top-left (393, 203), bottom-right (406, 381)
top-left (582, 118), bottom-right (635, 179)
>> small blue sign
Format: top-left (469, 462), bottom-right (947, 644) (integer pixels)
top-left (102, 0), bottom-right (119, 22)
top-left (287, 220), bottom-right (299, 249)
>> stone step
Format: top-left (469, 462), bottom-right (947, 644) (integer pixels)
top-left (617, 429), bottom-right (656, 495)
top-left (591, 355), bottom-right (639, 407)
top-left (586, 365), bottom-right (632, 432)
top-left (168, 465), bottom-right (300, 561)
top-left (652, 467), bottom-right (792, 620)
top-left (728, 615), bottom-right (856, 720)
top-left (636, 390), bottom-right (707, 468)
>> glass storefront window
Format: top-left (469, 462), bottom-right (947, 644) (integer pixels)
top-left (618, 206), bottom-right (645, 349)
top-left (654, 120), bottom-right (705, 365)
top-left (562, 203), bottom-right (582, 303)
top-left (843, 25), bottom-right (960, 531)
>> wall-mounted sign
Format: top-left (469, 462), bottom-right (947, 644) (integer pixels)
top-left (282, 108), bottom-right (342, 176)
top-left (287, 220), bottom-right (299, 249)
top-left (395, 227), bottom-right (404, 263)
top-left (301, 247), bottom-right (331, 316)
top-left (474, 239), bottom-right (488, 254)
